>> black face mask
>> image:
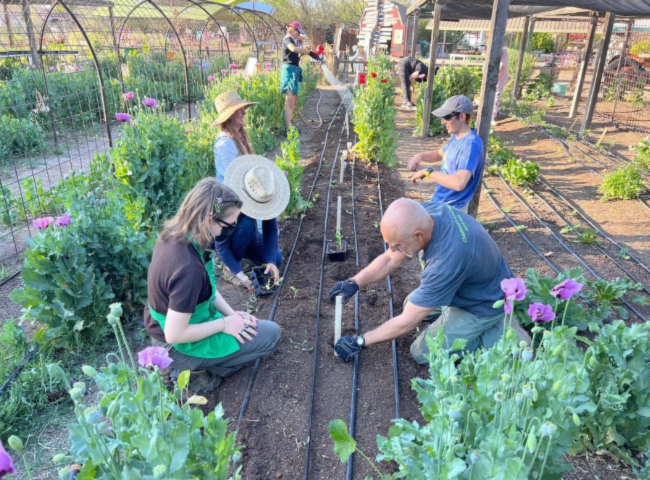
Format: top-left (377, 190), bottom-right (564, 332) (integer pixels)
top-left (214, 225), bottom-right (236, 243)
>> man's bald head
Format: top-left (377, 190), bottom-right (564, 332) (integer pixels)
top-left (381, 199), bottom-right (433, 255)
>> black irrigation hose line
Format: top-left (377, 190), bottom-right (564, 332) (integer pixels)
top-left (482, 182), bottom-right (561, 275)
top-left (495, 174), bottom-right (648, 322)
top-left (236, 100), bottom-right (345, 432)
top-left (0, 345), bottom-right (39, 398)
top-left (346, 138), bottom-right (360, 480)
top-left (528, 184), bottom-right (650, 297)
top-left (0, 269), bottom-right (21, 288)
top-left (303, 125), bottom-right (345, 480)
top-left (376, 168), bottom-right (401, 419)
top-left (536, 176), bottom-right (650, 277)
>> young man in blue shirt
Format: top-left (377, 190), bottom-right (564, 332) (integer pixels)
top-left (407, 95), bottom-right (484, 214)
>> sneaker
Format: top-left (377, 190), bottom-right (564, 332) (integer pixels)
top-left (491, 120), bottom-right (498, 127)
top-left (403, 103), bottom-right (416, 111)
top-left (188, 370), bottom-right (223, 395)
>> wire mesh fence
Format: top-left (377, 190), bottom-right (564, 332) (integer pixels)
top-left (0, 0), bottom-right (280, 276)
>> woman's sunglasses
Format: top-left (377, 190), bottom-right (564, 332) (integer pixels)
top-left (442, 112), bottom-right (461, 121)
top-left (213, 218), bottom-right (237, 228)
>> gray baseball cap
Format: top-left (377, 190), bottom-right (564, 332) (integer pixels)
top-left (432, 95), bottom-right (474, 117)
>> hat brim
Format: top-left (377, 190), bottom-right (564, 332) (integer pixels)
top-left (211, 101), bottom-right (258, 127)
top-left (223, 155), bottom-right (290, 220)
top-left (431, 104), bottom-right (455, 117)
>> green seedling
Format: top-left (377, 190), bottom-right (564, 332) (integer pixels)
top-left (374, 221), bottom-right (379, 229)
top-left (289, 286), bottom-right (299, 298)
top-left (616, 248), bottom-right (631, 260)
top-left (576, 228), bottom-right (601, 247)
top-left (246, 293), bottom-right (258, 313)
top-left (335, 229), bottom-right (343, 249)
top-left (346, 209), bottom-right (352, 215)
top-left (288, 338), bottom-right (313, 353)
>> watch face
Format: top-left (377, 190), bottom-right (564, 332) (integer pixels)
top-left (356, 336), bottom-right (365, 347)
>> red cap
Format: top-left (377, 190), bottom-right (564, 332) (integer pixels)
top-left (287, 20), bottom-right (305, 34)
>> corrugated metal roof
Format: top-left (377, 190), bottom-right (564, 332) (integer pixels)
top-left (427, 17), bottom-right (605, 33)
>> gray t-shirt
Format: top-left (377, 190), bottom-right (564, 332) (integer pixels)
top-left (408, 202), bottom-right (513, 317)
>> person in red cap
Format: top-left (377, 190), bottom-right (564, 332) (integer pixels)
top-left (281, 20), bottom-right (322, 136)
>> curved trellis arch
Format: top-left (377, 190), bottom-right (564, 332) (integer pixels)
top-left (183, 0), bottom-right (233, 65)
top-left (116, 0), bottom-right (192, 117)
top-left (231, 6), bottom-right (282, 60)
top-left (38, 0), bottom-right (114, 145)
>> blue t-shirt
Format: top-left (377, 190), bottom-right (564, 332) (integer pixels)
top-left (408, 201), bottom-right (513, 317)
top-left (432, 128), bottom-right (484, 209)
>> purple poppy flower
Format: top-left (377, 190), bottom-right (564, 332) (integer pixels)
top-left (284, 171), bottom-right (288, 177)
top-left (221, 68), bottom-right (228, 75)
top-left (185, 129), bottom-right (191, 134)
top-left (501, 277), bottom-right (527, 314)
top-left (551, 279), bottom-right (584, 300)
top-left (208, 74), bottom-right (215, 81)
top-left (33, 216), bottom-right (54, 230)
top-left (229, 63), bottom-right (238, 69)
top-left (54, 213), bottom-right (71, 227)
top-left (137, 346), bottom-right (173, 370)
top-left (234, 83), bottom-right (241, 89)
top-left (122, 91), bottom-right (134, 101)
top-left (142, 97), bottom-right (158, 108)
top-left (115, 112), bottom-right (131, 122)
top-left (49, 66), bottom-right (56, 72)
top-left (527, 302), bottom-right (556, 322)
top-left (31, 108), bottom-right (38, 114)
top-left (0, 440), bottom-right (17, 477)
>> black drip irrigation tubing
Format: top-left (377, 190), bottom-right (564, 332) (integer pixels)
top-left (0, 345), bottom-right (39, 398)
top-left (526, 121), bottom-right (650, 213)
top-left (536, 176), bottom-right (650, 277)
top-left (376, 168), bottom-right (401, 419)
top-left (346, 139), bottom-right (360, 480)
top-left (303, 124), bottom-right (345, 480)
top-left (493, 174), bottom-right (648, 322)
top-left (236, 100), bottom-right (345, 432)
top-left (0, 269), bottom-right (21, 288)
top-left (528, 183), bottom-right (650, 297)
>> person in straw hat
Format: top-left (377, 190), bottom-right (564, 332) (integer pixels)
top-left (144, 178), bottom-right (281, 393)
top-left (214, 154), bottom-right (290, 290)
top-left (212, 91), bottom-right (257, 182)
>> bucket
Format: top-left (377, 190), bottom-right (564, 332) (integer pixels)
top-left (552, 82), bottom-right (569, 97)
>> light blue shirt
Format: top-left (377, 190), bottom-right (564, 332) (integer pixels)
top-left (213, 132), bottom-right (239, 182)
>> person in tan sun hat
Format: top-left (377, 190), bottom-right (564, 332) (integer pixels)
top-left (213, 155), bottom-right (290, 290)
top-left (212, 91), bottom-right (258, 183)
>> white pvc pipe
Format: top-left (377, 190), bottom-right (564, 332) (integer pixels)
top-left (336, 196), bottom-right (342, 232)
top-left (340, 159), bottom-right (346, 183)
top-left (334, 295), bottom-right (343, 351)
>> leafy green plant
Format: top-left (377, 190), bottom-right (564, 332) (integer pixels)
top-left (48, 303), bottom-right (241, 479)
top-left (487, 135), bottom-right (517, 166)
top-left (598, 164), bottom-right (646, 201)
top-left (630, 39), bottom-right (650, 56)
top-left (523, 73), bottom-right (552, 101)
top-left (587, 277), bottom-right (644, 320)
top-left (111, 111), bottom-right (191, 225)
top-left (0, 114), bottom-right (47, 161)
top-left (354, 56), bottom-right (398, 165)
top-left (501, 158), bottom-right (540, 187)
top-left (276, 126), bottom-right (311, 217)
top-left (531, 33), bottom-right (555, 53)
top-left (627, 88), bottom-right (645, 109)
top-left (631, 137), bottom-right (650, 171)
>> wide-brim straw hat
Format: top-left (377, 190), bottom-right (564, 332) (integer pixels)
top-left (211, 91), bottom-right (258, 127)
top-left (224, 155), bottom-right (290, 220)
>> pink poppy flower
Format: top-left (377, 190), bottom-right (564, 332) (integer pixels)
top-left (551, 279), bottom-right (584, 300)
top-left (54, 213), bottom-right (71, 227)
top-left (208, 75), bottom-right (215, 81)
top-left (115, 112), bottom-right (131, 122)
top-left (527, 302), bottom-right (555, 322)
top-left (0, 440), bottom-right (17, 477)
top-left (185, 129), bottom-right (191, 134)
top-left (122, 91), bottom-right (134, 101)
top-left (137, 347), bottom-right (173, 370)
top-left (221, 69), bottom-right (228, 74)
top-left (33, 216), bottom-right (54, 230)
top-left (229, 63), bottom-right (238, 69)
top-left (142, 97), bottom-right (158, 108)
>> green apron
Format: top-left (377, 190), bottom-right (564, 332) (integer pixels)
top-left (148, 242), bottom-right (240, 359)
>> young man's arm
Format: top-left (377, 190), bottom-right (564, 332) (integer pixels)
top-left (407, 148), bottom-right (445, 172)
top-left (412, 138), bottom-right (482, 190)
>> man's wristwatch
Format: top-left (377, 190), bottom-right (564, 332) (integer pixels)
top-left (356, 334), bottom-right (366, 349)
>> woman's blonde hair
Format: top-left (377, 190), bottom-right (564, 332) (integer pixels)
top-left (220, 115), bottom-right (253, 155)
top-left (160, 178), bottom-right (242, 250)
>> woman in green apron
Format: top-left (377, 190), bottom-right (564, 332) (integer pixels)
top-left (144, 178), bottom-right (281, 393)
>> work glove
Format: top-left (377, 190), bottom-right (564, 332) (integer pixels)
top-left (314, 45), bottom-right (325, 56)
top-left (328, 279), bottom-right (359, 304)
top-left (334, 335), bottom-right (365, 362)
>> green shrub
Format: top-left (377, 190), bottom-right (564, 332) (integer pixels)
top-left (276, 127), bottom-right (311, 217)
top-left (630, 40), bottom-right (650, 56)
top-left (523, 73), bottom-right (553, 101)
top-left (111, 111), bottom-right (191, 225)
top-left (531, 32), bottom-right (555, 53)
top-left (504, 48), bottom-right (536, 98)
top-left (353, 56), bottom-right (398, 165)
top-left (598, 164), bottom-right (646, 201)
top-left (0, 321), bottom-right (68, 438)
top-left (0, 114), bottom-right (47, 161)
top-left (11, 187), bottom-right (151, 348)
top-left (414, 66), bottom-right (479, 136)
top-left (501, 158), bottom-right (540, 187)
top-left (631, 137), bottom-right (650, 170)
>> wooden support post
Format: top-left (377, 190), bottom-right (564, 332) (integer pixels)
top-left (4, 4), bottom-right (14, 48)
top-left (410, 9), bottom-right (420, 58)
top-left (334, 296), bottom-right (343, 351)
top-left (580, 12), bottom-right (615, 138)
top-left (21, 0), bottom-right (40, 68)
top-left (610, 21), bottom-right (632, 122)
top-left (569, 14), bottom-right (597, 119)
top-left (467, 0), bottom-right (511, 218)
top-left (336, 196), bottom-right (342, 232)
top-left (421, 1), bottom-right (441, 138)
top-left (512, 15), bottom-right (530, 100)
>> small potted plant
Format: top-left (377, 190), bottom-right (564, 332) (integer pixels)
top-left (250, 266), bottom-right (282, 297)
top-left (326, 229), bottom-right (348, 262)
